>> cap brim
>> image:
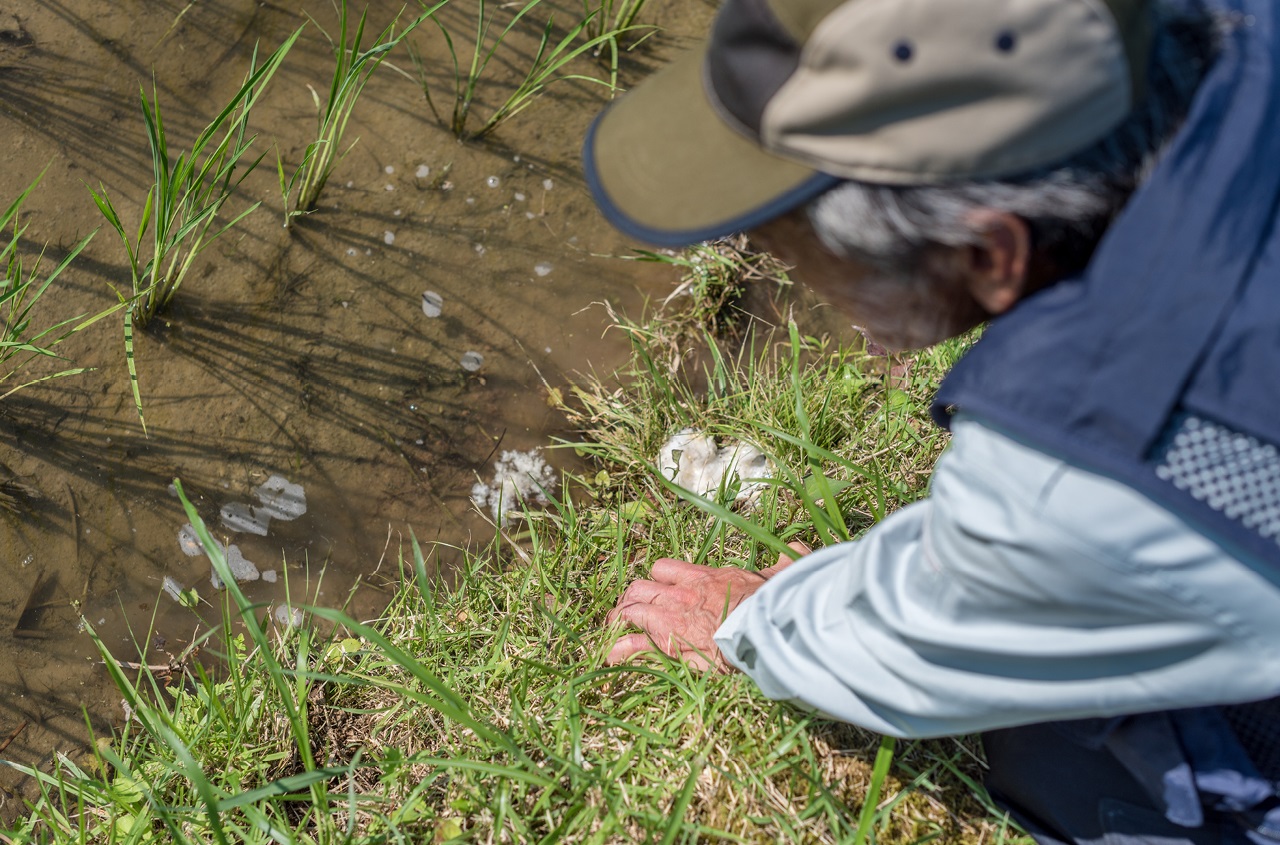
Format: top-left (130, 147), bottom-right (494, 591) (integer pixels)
top-left (584, 44), bottom-right (839, 247)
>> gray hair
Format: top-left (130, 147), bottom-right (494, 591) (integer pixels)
top-left (806, 2), bottom-right (1221, 277)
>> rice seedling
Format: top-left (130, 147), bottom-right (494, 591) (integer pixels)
top-left (89, 31), bottom-right (299, 432)
top-left (279, 2), bottom-right (445, 225)
top-left (1, 170), bottom-right (106, 402)
top-left (411, 0), bottom-right (634, 141)
top-left (90, 32), bottom-right (299, 327)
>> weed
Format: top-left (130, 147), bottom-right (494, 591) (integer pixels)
top-left (411, 0), bottom-right (631, 141)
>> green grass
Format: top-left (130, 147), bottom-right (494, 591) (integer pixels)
top-left (3, 258), bottom-right (1023, 842)
top-left (411, 0), bottom-right (635, 141)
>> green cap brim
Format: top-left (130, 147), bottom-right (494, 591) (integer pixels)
top-left (584, 44), bottom-right (839, 247)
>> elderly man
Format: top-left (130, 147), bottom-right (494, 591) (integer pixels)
top-left (583, 0), bottom-right (1280, 842)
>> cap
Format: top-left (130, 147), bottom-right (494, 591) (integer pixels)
top-left (584, 0), bottom-right (1150, 246)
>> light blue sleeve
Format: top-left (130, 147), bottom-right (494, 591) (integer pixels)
top-left (713, 417), bottom-right (1280, 738)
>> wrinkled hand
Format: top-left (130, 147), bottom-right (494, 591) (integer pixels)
top-left (606, 542), bottom-right (811, 672)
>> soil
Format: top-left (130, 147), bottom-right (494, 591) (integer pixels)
top-left (0, 0), bottom-right (735, 813)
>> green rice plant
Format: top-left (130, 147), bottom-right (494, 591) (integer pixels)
top-left (411, 0), bottom-right (632, 141)
top-left (580, 0), bottom-right (657, 79)
top-left (0, 171), bottom-right (106, 402)
top-left (89, 30), bottom-right (301, 329)
top-left (89, 31), bottom-right (299, 432)
top-left (280, 2), bottom-right (444, 225)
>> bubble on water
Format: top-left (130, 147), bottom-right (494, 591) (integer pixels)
top-left (220, 502), bottom-right (271, 536)
top-left (178, 524), bottom-right (204, 557)
top-left (542, 178), bottom-right (554, 191)
top-left (460, 351), bottom-right (484, 372)
top-left (383, 231), bottom-right (396, 245)
top-left (526, 212), bottom-right (536, 220)
top-left (474, 243), bottom-right (486, 256)
top-left (416, 164), bottom-right (431, 178)
top-left (513, 155), bottom-right (521, 163)
top-left (162, 576), bottom-right (185, 603)
top-left (384, 165), bottom-right (395, 175)
top-left (211, 545), bottom-right (261, 590)
top-left (346, 181), bottom-right (354, 188)
top-left (544, 346), bottom-right (552, 354)
top-left (465, 197), bottom-right (475, 205)
top-left (346, 248), bottom-right (358, 256)
top-left (534, 262), bottom-right (552, 277)
top-left (440, 180), bottom-right (454, 191)
top-left (514, 192), bottom-right (526, 202)
top-left (254, 475), bottom-right (307, 521)
top-left (485, 175), bottom-right (501, 188)
top-left (274, 604), bottom-right (304, 627)
top-left (384, 184), bottom-right (395, 192)
top-left (393, 209), bottom-right (402, 217)
top-left (421, 290), bottom-right (443, 318)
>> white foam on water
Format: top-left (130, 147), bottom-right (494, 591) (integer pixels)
top-left (220, 502), bottom-right (271, 536)
top-left (383, 231), bottom-right (395, 245)
top-left (177, 524), bottom-right (204, 557)
top-left (274, 604), bottom-right (304, 626)
top-left (415, 164), bottom-right (430, 178)
top-left (534, 262), bottom-right (552, 277)
top-left (486, 175), bottom-right (500, 188)
top-left (162, 576), bottom-right (184, 603)
top-left (422, 290), bottom-right (444, 318)
top-left (470, 449), bottom-right (558, 526)
top-left (254, 475), bottom-right (307, 521)
top-left (384, 165), bottom-right (395, 174)
top-left (211, 544), bottom-right (261, 590)
top-left (460, 351), bottom-right (484, 372)
top-left (542, 178), bottom-right (554, 191)
top-left (262, 569), bottom-right (278, 584)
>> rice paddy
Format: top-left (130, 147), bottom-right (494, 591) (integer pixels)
top-left (0, 1), bottom-right (1024, 841)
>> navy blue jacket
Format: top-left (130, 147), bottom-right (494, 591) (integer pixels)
top-left (934, 0), bottom-right (1280, 835)
top-left (934, 0), bottom-right (1280, 569)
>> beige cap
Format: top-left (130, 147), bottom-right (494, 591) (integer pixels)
top-left (584, 0), bottom-right (1150, 245)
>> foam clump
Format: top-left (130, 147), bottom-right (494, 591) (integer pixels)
top-left (210, 544), bottom-right (261, 590)
top-left (471, 449), bottom-right (558, 526)
top-left (220, 501), bottom-right (271, 536)
top-left (177, 524), bottom-right (204, 556)
top-left (656, 428), bottom-right (772, 500)
top-left (274, 604), bottom-right (304, 627)
top-left (254, 475), bottom-right (307, 521)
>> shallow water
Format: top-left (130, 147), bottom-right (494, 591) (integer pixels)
top-left (0, 0), bottom-right (716, 808)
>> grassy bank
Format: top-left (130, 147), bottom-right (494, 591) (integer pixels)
top-left (4, 270), bottom-right (1026, 843)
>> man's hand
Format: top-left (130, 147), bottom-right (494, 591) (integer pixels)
top-left (606, 542), bottom-right (811, 672)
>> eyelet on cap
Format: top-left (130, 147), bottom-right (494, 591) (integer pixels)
top-left (995, 30), bottom-right (1017, 53)
top-left (892, 40), bottom-right (914, 62)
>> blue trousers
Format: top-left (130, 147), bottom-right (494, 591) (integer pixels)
top-left (983, 701), bottom-right (1280, 845)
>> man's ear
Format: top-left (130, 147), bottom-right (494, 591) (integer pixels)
top-left (964, 209), bottom-right (1031, 315)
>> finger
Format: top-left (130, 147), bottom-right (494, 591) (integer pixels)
top-left (606, 632), bottom-right (658, 665)
top-left (617, 579), bottom-right (683, 607)
top-left (611, 599), bottom-right (676, 635)
top-left (650, 557), bottom-right (712, 584)
top-left (761, 540), bottom-right (812, 578)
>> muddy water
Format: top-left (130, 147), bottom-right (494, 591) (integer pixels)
top-left (0, 0), bottom-right (718, 808)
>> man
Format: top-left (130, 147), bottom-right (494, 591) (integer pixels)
top-left (582, 0), bottom-right (1280, 842)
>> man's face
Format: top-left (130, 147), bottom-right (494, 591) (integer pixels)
top-left (749, 210), bottom-right (991, 351)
